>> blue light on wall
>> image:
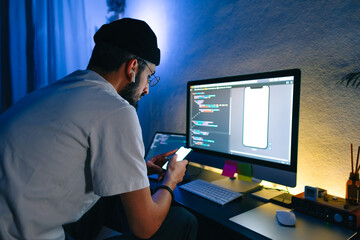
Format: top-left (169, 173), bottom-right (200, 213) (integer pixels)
top-left (122, 0), bottom-right (360, 198)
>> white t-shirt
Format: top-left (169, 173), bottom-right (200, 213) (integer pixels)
top-left (0, 70), bottom-right (149, 240)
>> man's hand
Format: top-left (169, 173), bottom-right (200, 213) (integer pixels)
top-left (146, 149), bottom-right (177, 181)
top-left (122, 151), bottom-right (188, 238)
top-left (162, 155), bottom-right (188, 190)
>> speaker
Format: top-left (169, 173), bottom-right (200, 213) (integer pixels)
top-left (292, 192), bottom-right (360, 230)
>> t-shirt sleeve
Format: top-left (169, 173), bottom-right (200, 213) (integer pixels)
top-left (89, 106), bottom-right (149, 196)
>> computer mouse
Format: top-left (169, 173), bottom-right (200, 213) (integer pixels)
top-left (275, 209), bottom-right (296, 226)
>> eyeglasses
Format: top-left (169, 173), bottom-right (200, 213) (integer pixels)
top-left (139, 59), bottom-right (160, 87)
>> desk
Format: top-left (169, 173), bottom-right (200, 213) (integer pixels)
top-left (150, 164), bottom-right (358, 240)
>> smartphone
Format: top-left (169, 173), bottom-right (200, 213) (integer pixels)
top-left (243, 86), bottom-right (269, 149)
top-left (162, 147), bottom-right (193, 170)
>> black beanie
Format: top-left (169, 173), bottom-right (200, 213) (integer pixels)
top-left (94, 18), bottom-right (161, 66)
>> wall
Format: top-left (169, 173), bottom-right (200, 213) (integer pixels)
top-left (123, 0), bottom-right (360, 197)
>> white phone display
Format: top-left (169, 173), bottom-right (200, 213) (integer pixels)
top-left (162, 147), bottom-right (192, 169)
top-left (243, 86), bottom-right (270, 149)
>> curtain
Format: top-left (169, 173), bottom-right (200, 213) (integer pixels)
top-left (0, 0), bottom-right (91, 113)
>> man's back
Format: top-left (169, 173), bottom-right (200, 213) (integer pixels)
top-left (0, 70), bottom-right (148, 239)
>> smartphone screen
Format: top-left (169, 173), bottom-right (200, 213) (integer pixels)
top-left (243, 86), bottom-right (269, 149)
top-left (162, 147), bottom-right (192, 170)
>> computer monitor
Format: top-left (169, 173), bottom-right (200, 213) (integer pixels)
top-left (145, 132), bottom-right (186, 161)
top-left (145, 132), bottom-right (187, 180)
top-left (186, 69), bottom-right (300, 190)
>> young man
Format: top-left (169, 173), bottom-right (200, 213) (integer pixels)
top-left (0, 18), bottom-right (197, 240)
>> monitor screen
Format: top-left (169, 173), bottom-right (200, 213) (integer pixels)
top-left (186, 69), bottom-right (300, 187)
top-left (145, 132), bottom-right (186, 161)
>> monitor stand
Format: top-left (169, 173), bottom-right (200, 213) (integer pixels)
top-left (211, 177), bottom-right (261, 193)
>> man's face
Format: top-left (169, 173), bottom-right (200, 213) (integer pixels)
top-left (119, 61), bottom-right (155, 109)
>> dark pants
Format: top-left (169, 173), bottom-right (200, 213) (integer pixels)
top-left (64, 195), bottom-right (198, 240)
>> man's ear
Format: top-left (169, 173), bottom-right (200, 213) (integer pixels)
top-left (126, 59), bottom-right (138, 83)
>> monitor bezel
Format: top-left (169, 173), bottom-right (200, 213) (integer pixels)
top-left (186, 68), bottom-right (301, 174)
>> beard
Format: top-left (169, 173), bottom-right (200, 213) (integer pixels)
top-left (118, 73), bottom-right (143, 110)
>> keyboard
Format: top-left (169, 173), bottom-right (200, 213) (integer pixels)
top-left (179, 179), bottom-right (243, 205)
